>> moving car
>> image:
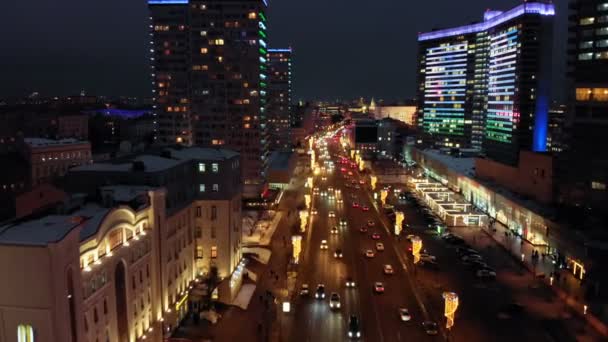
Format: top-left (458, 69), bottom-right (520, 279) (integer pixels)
top-left (383, 264), bottom-right (394, 275)
top-left (331, 226), bottom-right (339, 234)
top-left (320, 240), bottom-right (328, 250)
top-left (365, 250), bottom-right (375, 258)
top-left (422, 321), bottom-right (439, 335)
top-left (371, 233), bottom-right (381, 240)
top-left (399, 308), bottom-right (411, 321)
top-left (376, 243), bottom-right (385, 251)
top-left (352, 202), bottom-right (360, 208)
top-left (419, 253), bottom-right (436, 262)
top-left (347, 315), bottom-right (361, 339)
top-left (329, 293), bottom-right (341, 309)
top-left (313, 187), bottom-right (319, 195)
top-left (367, 220), bottom-right (375, 227)
top-left (312, 209), bottom-right (318, 215)
top-left (339, 218), bottom-right (348, 227)
top-left (334, 249), bottom-right (344, 258)
top-left (476, 269), bottom-right (497, 279)
top-left (374, 282), bottom-right (385, 293)
top-left (315, 284), bottom-right (326, 299)
top-left (361, 205), bottom-right (370, 211)
top-left (359, 226), bottom-right (368, 233)
top-left (300, 283), bottom-right (309, 296)
top-left (328, 211), bottom-right (336, 218)
top-left (462, 254), bottom-right (483, 262)
top-left (345, 277), bottom-right (356, 288)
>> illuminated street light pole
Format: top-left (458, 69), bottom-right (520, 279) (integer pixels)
top-left (380, 189), bottom-right (388, 206)
top-left (443, 292), bottom-right (459, 331)
top-left (395, 211), bottom-right (404, 236)
top-left (370, 175), bottom-right (377, 191)
top-left (411, 236), bottom-right (422, 264)
top-left (304, 194), bottom-right (311, 209)
top-left (299, 211), bottom-right (308, 233)
top-left (291, 235), bottom-right (302, 264)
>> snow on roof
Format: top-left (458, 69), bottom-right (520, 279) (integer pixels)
top-left (421, 149), bottom-right (475, 177)
top-left (101, 185), bottom-right (152, 202)
top-left (24, 137), bottom-right (88, 148)
top-left (165, 147), bottom-right (239, 161)
top-left (71, 154), bottom-right (183, 173)
top-left (268, 151), bottom-right (292, 170)
top-left (0, 205), bottom-right (109, 246)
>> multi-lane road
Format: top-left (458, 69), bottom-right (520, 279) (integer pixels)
top-left (288, 140), bottom-right (434, 342)
top-left (285, 134), bottom-right (584, 342)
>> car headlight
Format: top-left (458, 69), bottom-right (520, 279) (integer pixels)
top-left (348, 332), bottom-right (353, 337)
top-left (336, 303), bottom-right (341, 308)
top-left (357, 332), bottom-right (361, 337)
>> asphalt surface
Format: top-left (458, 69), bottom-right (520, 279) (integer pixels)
top-left (288, 136), bottom-right (578, 342)
top-left (289, 141), bottom-right (436, 342)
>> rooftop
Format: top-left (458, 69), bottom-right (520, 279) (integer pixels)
top-left (71, 154), bottom-right (183, 173)
top-left (24, 137), bottom-right (89, 148)
top-left (165, 147), bottom-right (239, 161)
top-left (418, 2), bottom-right (555, 41)
top-left (268, 151), bottom-right (293, 171)
top-left (420, 149), bottom-right (476, 177)
top-left (0, 205), bottom-right (109, 246)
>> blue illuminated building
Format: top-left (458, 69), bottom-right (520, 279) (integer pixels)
top-left (417, 2), bottom-right (554, 166)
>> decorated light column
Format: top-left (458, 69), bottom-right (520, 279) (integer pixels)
top-left (370, 175), bottom-right (377, 191)
top-left (304, 194), bottom-right (311, 209)
top-left (443, 292), bottom-right (459, 330)
top-left (411, 236), bottom-right (422, 264)
top-left (299, 211), bottom-right (309, 233)
top-left (395, 211), bottom-right (404, 236)
top-left (292, 235), bottom-right (302, 264)
top-left (380, 189), bottom-right (388, 206)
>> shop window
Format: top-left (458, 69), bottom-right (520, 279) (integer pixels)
top-left (211, 246), bottom-right (218, 258)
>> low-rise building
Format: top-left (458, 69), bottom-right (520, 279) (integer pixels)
top-left (18, 137), bottom-right (92, 186)
top-left (67, 147), bottom-right (242, 280)
top-left (267, 151), bottom-right (297, 190)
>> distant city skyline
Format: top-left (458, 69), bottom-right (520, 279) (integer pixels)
top-left (0, 0), bottom-right (568, 101)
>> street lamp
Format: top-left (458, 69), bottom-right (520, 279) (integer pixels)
top-left (380, 189), bottom-right (388, 206)
top-left (443, 292), bottom-right (459, 330)
top-left (411, 236), bottom-right (422, 264)
top-left (292, 235), bottom-right (302, 264)
top-left (299, 211), bottom-right (308, 233)
top-left (395, 211), bottom-right (404, 236)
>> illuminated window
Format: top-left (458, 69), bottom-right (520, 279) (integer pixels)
top-left (196, 246), bottom-right (203, 259)
top-left (198, 163), bottom-right (206, 172)
top-left (592, 88), bottom-right (608, 101)
top-left (200, 48), bottom-right (208, 54)
top-left (578, 52), bottom-right (593, 60)
top-left (597, 27), bottom-right (608, 36)
top-left (18, 325), bottom-right (34, 342)
top-left (212, 163), bottom-right (219, 172)
top-left (576, 88), bottom-right (592, 101)
top-left (580, 41), bottom-right (593, 49)
top-left (211, 246), bottom-right (217, 258)
top-left (214, 39), bottom-right (224, 45)
top-left (200, 30), bottom-right (207, 36)
top-left (599, 3), bottom-right (608, 11)
top-left (592, 181), bottom-right (607, 190)
top-left (199, 184), bottom-right (205, 192)
top-left (580, 17), bottom-right (595, 26)
top-left (248, 12), bottom-right (257, 19)
top-left (212, 184), bottom-right (219, 192)
top-left (597, 39), bottom-right (608, 47)
top-left (597, 51), bottom-right (608, 60)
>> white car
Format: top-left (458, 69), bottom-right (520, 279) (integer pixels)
top-left (399, 308), bottom-right (411, 321)
top-left (328, 211), bottom-right (336, 218)
top-left (476, 269), bottom-right (497, 279)
top-left (331, 226), bottom-right (339, 234)
top-left (376, 243), bottom-right (385, 251)
top-left (365, 250), bottom-right (375, 258)
top-left (329, 293), bottom-right (341, 309)
top-left (320, 240), bottom-right (329, 250)
top-left (345, 277), bottom-right (356, 288)
top-left (419, 253), bottom-right (436, 262)
top-left (383, 264), bottom-right (394, 275)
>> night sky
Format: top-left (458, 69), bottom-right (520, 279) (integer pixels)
top-left (0, 0), bottom-right (568, 102)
